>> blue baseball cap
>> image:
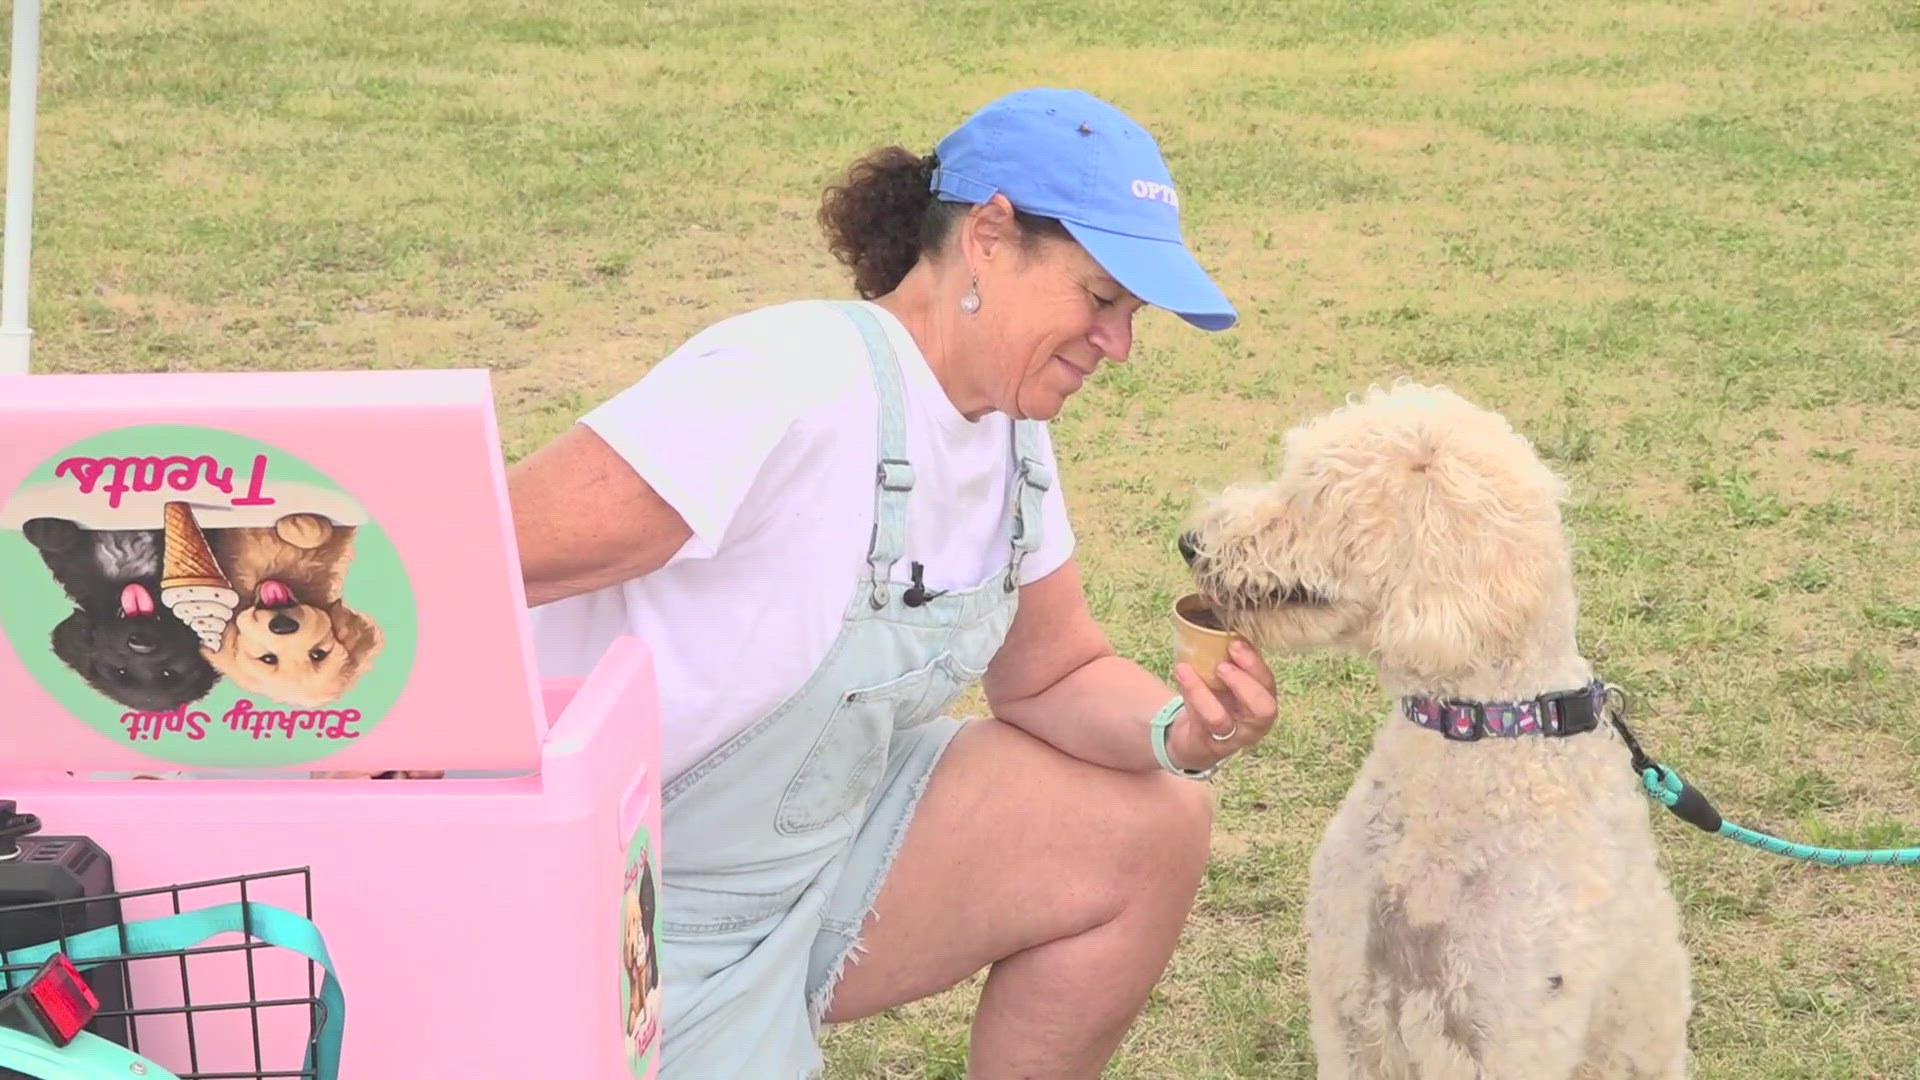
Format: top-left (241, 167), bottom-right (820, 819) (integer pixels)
top-left (930, 87), bottom-right (1237, 332)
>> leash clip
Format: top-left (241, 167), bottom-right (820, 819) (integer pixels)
top-left (1601, 684), bottom-right (1656, 774)
top-left (1603, 684), bottom-right (1725, 834)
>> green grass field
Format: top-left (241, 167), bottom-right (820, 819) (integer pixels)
top-left (8, 0), bottom-right (1919, 1075)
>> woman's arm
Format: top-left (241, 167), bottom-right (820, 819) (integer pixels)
top-left (981, 558), bottom-right (1278, 775)
top-left (508, 423), bottom-right (693, 607)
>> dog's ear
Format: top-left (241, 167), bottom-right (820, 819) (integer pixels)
top-left (329, 601), bottom-right (383, 672)
top-left (49, 611), bottom-right (96, 675)
top-left (22, 518), bottom-right (83, 554)
top-left (1368, 418), bottom-right (1569, 676)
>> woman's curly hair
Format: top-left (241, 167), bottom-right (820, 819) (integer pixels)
top-left (819, 145), bottom-right (1067, 298)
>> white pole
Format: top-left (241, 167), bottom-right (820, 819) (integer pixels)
top-left (0, 0), bottom-right (41, 375)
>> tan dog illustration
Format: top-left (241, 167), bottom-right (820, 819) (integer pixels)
top-left (204, 513), bottom-right (383, 707)
top-left (624, 888), bottom-right (646, 1027)
top-left (623, 857), bottom-right (660, 1057)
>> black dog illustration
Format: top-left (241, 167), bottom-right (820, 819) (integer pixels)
top-left (22, 517), bottom-right (222, 712)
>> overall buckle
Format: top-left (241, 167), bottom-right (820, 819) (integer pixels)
top-left (877, 458), bottom-right (915, 492)
top-left (1017, 457), bottom-right (1053, 491)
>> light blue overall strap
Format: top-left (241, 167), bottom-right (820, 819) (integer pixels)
top-left (1003, 418), bottom-right (1052, 592)
top-left (2, 902), bottom-right (345, 1080)
top-left (832, 300), bottom-right (915, 609)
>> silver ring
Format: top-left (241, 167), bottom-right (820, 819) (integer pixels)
top-left (1209, 724), bottom-right (1237, 742)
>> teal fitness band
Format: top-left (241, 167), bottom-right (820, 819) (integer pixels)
top-left (1151, 696), bottom-right (1218, 780)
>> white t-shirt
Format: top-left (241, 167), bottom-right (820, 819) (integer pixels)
top-left (528, 299), bottom-right (1076, 782)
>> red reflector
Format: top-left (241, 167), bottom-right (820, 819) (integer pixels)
top-left (24, 954), bottom-right (98, 1046)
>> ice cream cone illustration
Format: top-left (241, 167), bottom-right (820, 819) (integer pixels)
top-left (160, 501), bottom-right (240, 651)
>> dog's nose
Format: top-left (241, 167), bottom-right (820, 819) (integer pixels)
top-left (126, 631), bottom-right (155, 654)
top-left (1177, 530), bottom-right (1199, 566)
top-left (268, 614), bottom-right (300, 636)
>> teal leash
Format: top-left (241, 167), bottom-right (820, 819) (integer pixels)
top-left (1637, 765), bottom-right (1920, 866)
top-left (1607, 689), bottom-right (1920, 867)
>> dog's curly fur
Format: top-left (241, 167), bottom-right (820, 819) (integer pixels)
top-left (204, 513), bottom-right (383, 707)
top-left (1182, 382), bottom-right (1691, 1079)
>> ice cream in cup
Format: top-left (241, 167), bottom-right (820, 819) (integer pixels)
top-left (1172, 592), bottom-right (1247, 693)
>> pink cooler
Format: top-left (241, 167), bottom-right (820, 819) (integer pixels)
top-left (0, 369), bottom-right (662, 1078)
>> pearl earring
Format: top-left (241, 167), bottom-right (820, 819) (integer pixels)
top-left (960, 274), bottom-right (981, 314)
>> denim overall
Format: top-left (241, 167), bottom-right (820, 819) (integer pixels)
top-left (655, 301), bottom-right (1052, 1078)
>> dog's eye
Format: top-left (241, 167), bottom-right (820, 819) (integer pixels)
top-left (159, 668), bottom-right (177, 682)
top-left (308, 647), bottom-right (329, 664)
top-left (258, 653), bottom-right (279, 666)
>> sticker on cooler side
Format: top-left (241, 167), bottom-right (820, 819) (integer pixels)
top-left (0, 423), bottom-right (417, 767)
top-left (621, 824), bottom-right (661, 1074)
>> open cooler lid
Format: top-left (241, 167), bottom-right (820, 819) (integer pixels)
top-left (0, 368), bottom-right (547, 773)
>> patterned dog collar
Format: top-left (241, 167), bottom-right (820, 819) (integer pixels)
top-left (1401, 679), bottom-right (1608, 742)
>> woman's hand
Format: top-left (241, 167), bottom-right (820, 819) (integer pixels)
top-left (1166, 639), bottom-right (1279, 773)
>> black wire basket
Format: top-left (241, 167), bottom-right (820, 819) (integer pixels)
top-left (0, 867), bottom-right (326, 1080)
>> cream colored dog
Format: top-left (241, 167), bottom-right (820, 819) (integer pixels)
top-left (1180, 382), bottom-right (1691, 1079)
top-left (205, 513), bottom-right (383, 707)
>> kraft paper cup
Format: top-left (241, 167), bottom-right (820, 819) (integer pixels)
top-left (1173, 593), bottom-right (1246, 693)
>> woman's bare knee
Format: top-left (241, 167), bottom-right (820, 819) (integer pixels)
top-left (1100, 769), bottom-right (1215, 907)
top-left (820, 722), bottom-right (1218, 1024)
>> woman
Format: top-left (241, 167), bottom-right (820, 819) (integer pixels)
top-left (509, 87), bottom-right (1281, 1078)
